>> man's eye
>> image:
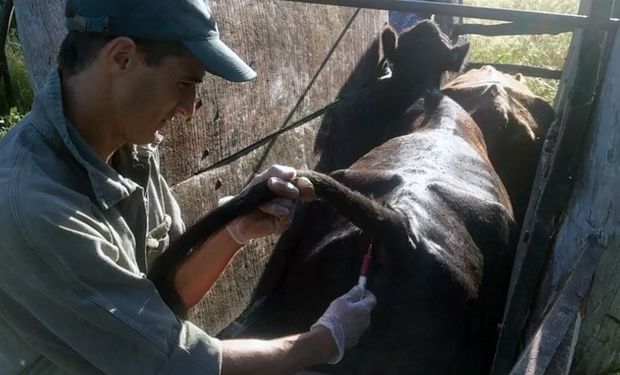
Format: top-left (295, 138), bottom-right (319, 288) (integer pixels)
top-left (177, 82), bottom-right (192, 89)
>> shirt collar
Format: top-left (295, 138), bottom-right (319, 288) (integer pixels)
top-left (30, 70), bottom-right (160, 210)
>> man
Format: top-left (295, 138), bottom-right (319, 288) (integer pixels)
top-left (0, 0), bottom-right (376, 373)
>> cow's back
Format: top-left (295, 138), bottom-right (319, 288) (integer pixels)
top-left (442, 66), bottom-right (555, 223)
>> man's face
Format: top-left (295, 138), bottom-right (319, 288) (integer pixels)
top-left (112, 52), bottom-right (205, 145)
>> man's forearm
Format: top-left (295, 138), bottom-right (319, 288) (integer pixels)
top-left (221, 326), bottom-right (336, 375)
top-left (174, 228), bottom-right (242, 308)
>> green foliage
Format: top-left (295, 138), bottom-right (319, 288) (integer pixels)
top-left (3, 30), bottom-right (32, 111)
top-left (0, 27), bottom-right (32, 138)
top-left (465, 0), bottom-right (580, 102)
top-left (0, 106), bottom-right (22, 137)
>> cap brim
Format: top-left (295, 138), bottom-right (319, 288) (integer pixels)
top-left (184, 38), bottom-right (256, 82)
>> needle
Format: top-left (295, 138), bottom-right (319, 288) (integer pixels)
top-left (358, 240), bottom-right (373, 300)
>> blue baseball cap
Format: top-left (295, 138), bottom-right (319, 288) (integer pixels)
top-left (65, 0), bottom-right (257, 82)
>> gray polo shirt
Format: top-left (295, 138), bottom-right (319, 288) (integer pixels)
top-left (0, 72), bottom-right (222, 374)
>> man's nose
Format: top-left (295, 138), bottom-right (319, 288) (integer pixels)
top-left (177, 93), bottom-right (199, 119)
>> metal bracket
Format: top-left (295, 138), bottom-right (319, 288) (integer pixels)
top-left (66, 15), bottom-right (110, 34)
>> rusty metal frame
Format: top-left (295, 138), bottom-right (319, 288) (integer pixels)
top-left (281, 0), bottom-right (618, 79)
top-left (508, 236), bottom-right (605, 375)
top-left (281, 0), bottom-right (618, 30)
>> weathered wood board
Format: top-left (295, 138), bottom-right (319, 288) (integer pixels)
top-left (507, 8), bottom-right (620, 372)
top-left (490, 1), bottom-right (618, 372)
top-left (162, 2), bottom-right (387, 333)
top-left (13, 1), bottom-right (65, 90)
top-left (568, 24), bottom-right (620, 374)
top-left (517, 2), bottom-right (591, 371)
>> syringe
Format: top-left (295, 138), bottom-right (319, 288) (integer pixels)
top-left (358, 240), bottom-right (373, 299)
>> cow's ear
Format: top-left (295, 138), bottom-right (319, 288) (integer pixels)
top-left (382, 26), bottom-right (398, 61)
top-left (449, 42), bottom-right (470, 71)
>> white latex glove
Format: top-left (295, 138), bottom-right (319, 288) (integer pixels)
top-left (311, 286), bottom-right (377, 364)
top-left (220, 165), bottom-right (313, 245)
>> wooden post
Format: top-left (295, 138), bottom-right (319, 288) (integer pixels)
top-left (12, 0), bottom-right (65, 91)
top-left (508, 237), bottom-right (605, 374)
top-left (0, 0), bottom-right (15, 108)
top-left (569, 3), bottom-right (620, 372)
top-left (491, 0), bottom-right (614, 373)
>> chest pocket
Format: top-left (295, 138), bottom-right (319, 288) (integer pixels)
top-left (146, 214), bottom-right (172, 269)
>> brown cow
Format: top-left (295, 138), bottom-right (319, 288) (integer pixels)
top-left (227, 21), bottom-right (517, 374)
top-left (442, 66), bottom-right (555, 223)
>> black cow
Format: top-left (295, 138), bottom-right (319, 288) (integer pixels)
top-left (228, 21), bottom-right (518, 374)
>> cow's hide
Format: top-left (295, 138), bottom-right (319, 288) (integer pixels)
top-left (442, 66), bottom-right (555, 223)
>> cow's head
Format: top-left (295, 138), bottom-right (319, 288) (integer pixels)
top-left (382, 20), bottom-right (469, 84)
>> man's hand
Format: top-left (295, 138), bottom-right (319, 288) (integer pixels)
top-left (311, 286), bottom-right (377, 364)
top-left (221, 165), bottom-right (314, 245)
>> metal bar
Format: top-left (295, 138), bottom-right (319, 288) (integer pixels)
top-left (282, 0), bottom-right (619, 30)
top-left (508, 235), bottom-right (605, 375)
top-left (466, 63), bottom-right (562, 80)
top-left (454, 22), bottom-right (575, 36)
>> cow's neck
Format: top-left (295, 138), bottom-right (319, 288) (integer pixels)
top-left (380, 73), bottom-right (440, 115)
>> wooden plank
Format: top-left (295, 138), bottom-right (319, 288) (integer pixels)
top-left (508, 236), bottom-right (605, 375)
top-left (568, 13), bottom-right (620, 371)
top-left (553, 7), bottom-right (586, 110)
top-left (162, 2), bottom-right (387, 333)
top-left (490, 0), bottom-right (613, 373)
top-left (525, 0), bottom-right (619, 342)
top-left (12, 0), bottom-right (65, 91)
top-left (543, 316), bottom-right (581, 375)
top-left (193, 99), bottom-right (339, 174)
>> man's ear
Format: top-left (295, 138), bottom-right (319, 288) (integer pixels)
top-left (103, 37), bottom-right (139, 72)
top-left (449, 42), bottom-right (469, 72)
top-left (382, 26), bottom-right (398, 62)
